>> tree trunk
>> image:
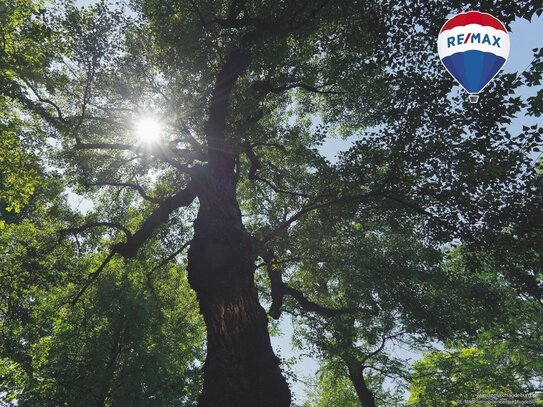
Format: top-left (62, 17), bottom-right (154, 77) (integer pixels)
top-left (347, 362), bottom-right (377, 407)
top-left (187, 168), bottom-right (291, 407)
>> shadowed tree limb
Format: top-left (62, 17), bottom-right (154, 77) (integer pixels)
top-left (204, 48), bottom-right (252, 169)
top-left (244, 142), bottom-right (311, 198)
top-left (252, 80), bottom-right (342, 95)
top-left (145, 240), bottom-right (193, 304)
top-left (67, 216), bottom-right (193, 306)
top-left (149, 240), bottom-right (192, 276)
top-left (113, 183), bottom-right (196, 259)
top-left (263, 251), bottom-right (375, 319)
top-left (22, 78), bottom-right (65, 121)
top-left (382, 193), bottom-right (460, 235)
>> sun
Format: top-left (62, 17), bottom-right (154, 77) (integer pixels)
top-left (135, 117), bottom-right (162, 143)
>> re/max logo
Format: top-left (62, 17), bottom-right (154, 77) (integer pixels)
top-left (447, 33), bottom-right (502, 48)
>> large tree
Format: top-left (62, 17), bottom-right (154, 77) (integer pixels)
top-left (1, 0), bottom-right (542, 406)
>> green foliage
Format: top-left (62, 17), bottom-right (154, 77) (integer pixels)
top-left (408, 345), bottom-right (543, 407)
top-left (408, 243), bottom-right (543, 407)
top-left (0, 0), bottom-right (51, 80)
top-left (0, 104), bottom-right (41, 217)
top-left (26, 265), bottom-right (203, 406)
top-left (304, 365), bottom-right (360, 407)
top-left (0, 0), bottom-right (52, 220)
top-left (304, 363), bottom-right (403, 407)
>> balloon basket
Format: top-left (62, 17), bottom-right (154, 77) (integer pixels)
top-left (468, 94), bottom-right (479, 103)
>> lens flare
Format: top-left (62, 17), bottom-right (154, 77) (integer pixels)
top-left (135, 118), bottom-right (162, 143)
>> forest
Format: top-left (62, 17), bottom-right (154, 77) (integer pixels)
top-left (0, 0), bottom-right (542, 406)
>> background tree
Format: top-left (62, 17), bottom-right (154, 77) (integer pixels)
top-left (408, 208), bottom-right (543, 407)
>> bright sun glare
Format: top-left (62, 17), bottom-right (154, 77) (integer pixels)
top-left (135, 117), bottom-right (162, 143)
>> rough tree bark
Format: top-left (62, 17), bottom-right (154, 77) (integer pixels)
top-left (186, 48), bottom-right (291, 406)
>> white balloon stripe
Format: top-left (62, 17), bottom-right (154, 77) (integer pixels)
top-left (438, 24), bottom-right (510, 60)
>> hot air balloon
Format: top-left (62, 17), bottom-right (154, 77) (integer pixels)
top-left (437, 11), bottom-right (510, 103)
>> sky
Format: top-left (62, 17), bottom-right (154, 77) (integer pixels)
top-left (65, 2), bottom-right (543, 403)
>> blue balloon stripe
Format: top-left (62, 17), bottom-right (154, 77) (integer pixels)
top-left (484, 53), bottom-right (504, 86)
top-left (444, 55), bottom-right (462, 88)
top-left (442, 51), bottom-right (505, 94)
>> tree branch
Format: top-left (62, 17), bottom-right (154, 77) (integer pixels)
top-left (227, 0), bottom-right (247, 21)
top-left (113, 184), bottom-right (196, 259)
top-left (74, 141), bottom-right (195, 174)
top-left (205, 48), bottom-right (252, 168)
top-left (189, 0), bottom-right (258, 29)
top-left (261, 191), bottom-right (384, 245)
top-left (88, 181), bottom-right (161, 204)
top-left (73, 142), bottom-right (139, 153)
top-left (382, 193), bottom-right (458, 234)
top-left (22, 78), bottom-right (65, 121)
top-left (148, 240), bottom-right (192, 278)
top-left (241, 0), bottom-right (331, 45)
top-left (244, 142), bottom-right (262, 180)
top-left (252, 80), bottom-right (342, 95)
top-left (360, 330), bottom-right (406, 365)
top-left (70, 251), bottom-right (116, 306)
top-left (243, 142), bottom-right (311, 198)
top-left (58, 222), bottom-right (132, 239)
top-left (263, 251), bottom-right (371, 319)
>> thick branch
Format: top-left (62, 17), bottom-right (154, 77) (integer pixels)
top-left (282, 284), bottom-right (357, 317)
top-left (244, 143), bottom-right (262, 180)
top-left (197, 2), bottom-right (332, 178)
top-left (205, 48), bottom-right (252, 169)
top-left (113, 184), bottom-right (196, 259)
top-left (264, 251), bottom-right (367, 319)
top-left (67, 190), bottom-right (194, 304)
